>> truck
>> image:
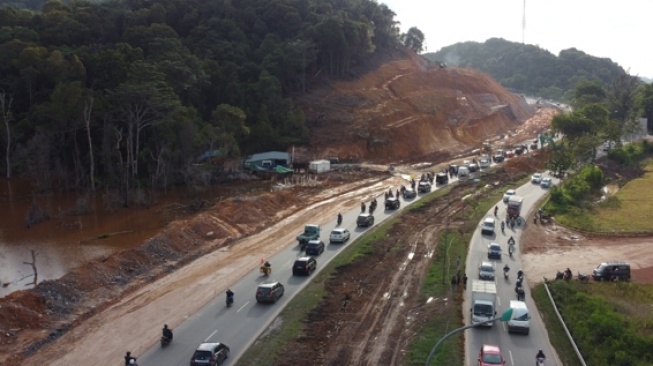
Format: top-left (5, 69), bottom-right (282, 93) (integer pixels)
top-left (470, 280), bottom-right (497, 327)
top-left (296, 224), bottom-right (320, 244)
top-left (507, 195), bottom-right (524, 219)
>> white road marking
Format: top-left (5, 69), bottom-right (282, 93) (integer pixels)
top-left (205, 329), bottom-right (217, 342)
top-left (509, 349), bottom-right (514, 365)
top-left (238, 301), bottom-right (249, 312)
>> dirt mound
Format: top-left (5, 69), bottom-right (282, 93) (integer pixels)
top-left (300, 54), bottom-right (535, 164)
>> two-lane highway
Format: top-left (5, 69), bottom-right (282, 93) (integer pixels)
top-left (465, 173), bottom-right (561, 365)
top-left (137, 174), bottom-right (458, 365)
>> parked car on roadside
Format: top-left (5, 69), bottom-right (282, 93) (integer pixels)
top-left (329, 228), bottom-right (350, 243)
top-left (592, 261), bottom-right (631, 281)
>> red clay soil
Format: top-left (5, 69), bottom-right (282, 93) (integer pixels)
top-left (298, 54), bottom-right (536, 164)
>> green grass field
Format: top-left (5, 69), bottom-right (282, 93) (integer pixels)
top-left (556, 161), bottom-right (653, 233)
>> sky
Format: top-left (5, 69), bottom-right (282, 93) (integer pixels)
top-left (380, 0), bottom-right (653, 78)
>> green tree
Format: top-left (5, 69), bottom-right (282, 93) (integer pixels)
top-left (401, 26), bottom-right (424, 53)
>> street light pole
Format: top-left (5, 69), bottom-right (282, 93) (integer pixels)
top-left (424, 308), bottom-right (514, 366)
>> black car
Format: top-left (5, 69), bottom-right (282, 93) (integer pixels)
top-left (418, 181), bottom-right (431, 193)
top-left (356, 213), bottom-right (375, 227)
top-left (493, 154), bottom-right (504, 163)
top-left (256, 281), bottom-right (285, 303)
top-left (385, 197), bottom-right (400, 210)
top-left (293, 256), bottom-right (317, 275)
top-left (435, 172), bottom-right (449, 185)
top-left (305, 240), bottom-right (325, 256)
top-left (403, 188), bottom-right (416, 199)
top-left (190, 342), bottom-right (230, 366)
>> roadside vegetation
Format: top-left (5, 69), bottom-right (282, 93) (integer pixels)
top-left (533, 75), bottom-right (653, 366)
top-left (538, 281), bottom-right (653, 366)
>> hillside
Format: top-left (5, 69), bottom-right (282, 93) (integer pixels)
top-left (299, 52), bottom-right (535, 164)
top-left (425, 38), bottom-right (628, 100)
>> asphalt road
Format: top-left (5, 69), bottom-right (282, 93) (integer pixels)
top-left (137, 173), bottom-right (460, 365)
top-left (464, 173), bottom-right (561, 366)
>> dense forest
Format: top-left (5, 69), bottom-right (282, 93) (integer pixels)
top-left (0, 0), bottom-right (408, 201)
top-left (425, 38), bottom-right (629, 100)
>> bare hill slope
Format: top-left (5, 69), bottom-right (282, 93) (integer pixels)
top-left (300, 54), bottom-right (534, 163)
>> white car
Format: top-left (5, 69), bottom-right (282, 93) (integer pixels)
top-left (503, 189), bottom-right (516, 203)
top-left (329, 228), bottom-right (350, 243)
top-left (481, 217), bottom-right (495, 235)
top-left (540, 177), bottom-right (552, 188)
top-left (531, 173), bottom-right (542, 184)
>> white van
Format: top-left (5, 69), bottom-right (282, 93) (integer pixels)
top-left (508, 300), bottom-right (531, 335)
top-left (458, 166), bottom-right (470, 180)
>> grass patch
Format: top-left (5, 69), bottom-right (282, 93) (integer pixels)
top-left (551, 158), bottom-right (653, 234)
top-left (404, 230), bottom-right (467, 365)
top-left (541, 280), bottom-right (653, 365)
top-left (532, 284), bottom-right (583, 366)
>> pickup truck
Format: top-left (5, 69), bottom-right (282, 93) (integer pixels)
top-left (296, 224), bottom-right (320, 244)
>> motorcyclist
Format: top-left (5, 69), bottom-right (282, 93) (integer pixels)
top-left (162, 324), bottom-right (173, 341)
top-left (226, 288), bottom-right (235, 305)
top-left (503, 264), bottom-right (510, 278)
top-left (337, 213), bottom-right (343, 225)
top-left (508, 236), bottom-right (515, 246)
top-left (125, 352), bottom-right (136, 366)
top-left (508, 245), bottom-right (514, 257)
top-left (536, 349), bottom-right (546, 364)
top-left (517, 269), bottom-right (524, 279)
top-left (501, 221), bottom-right (505, 233)
top-left (564, 267), bottom-right (572, 280)
top-left (361, 202), bottom-right (366, 212)
top-left (494, 205), bottom-right (498, 216)
top-left (264, 260), bottom-right (271, 269)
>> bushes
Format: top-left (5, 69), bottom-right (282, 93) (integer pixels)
top-left (548, 281), bottom-right (653, 365)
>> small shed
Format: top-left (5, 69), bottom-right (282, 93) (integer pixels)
top-left (243, 151), bottom-right (290, 171)
top-left (309, 159), bottom-right (331, 173)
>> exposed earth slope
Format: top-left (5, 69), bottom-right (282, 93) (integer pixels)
top-left (300, 53), bottom-right (535, 163)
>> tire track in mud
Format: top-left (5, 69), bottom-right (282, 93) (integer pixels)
top-left (281, 188), bottom-right (469, 366)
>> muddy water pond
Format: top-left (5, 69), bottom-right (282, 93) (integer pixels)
top-left (0, 178), bottom-right (264, 298)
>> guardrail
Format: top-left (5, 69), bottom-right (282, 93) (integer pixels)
top-left (542, 279), bottom-right (587, 366)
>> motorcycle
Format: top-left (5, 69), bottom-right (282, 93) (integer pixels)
top-left (226, 294), bottom-right (234, 307)
top-left (515, 285), bottom-right (526, 301)
top-left (501, 222), bottom-right (505, 234)
top-left (555, 271), bottom-right (564, 280)
top-left (536, 356), bottom-right (545, 366)
top-left (577, 272), bottom-right (590, 283)
top-left (299, 239), bottom-right (308, 252)
top-left (508, 245), bottom-right (514, 258)
top-left (161, 335), bottom-right (172, 348)
top-left (337, 215), bottom-right (343, 226)
top-left (260, 264), bottom-right (272, 276)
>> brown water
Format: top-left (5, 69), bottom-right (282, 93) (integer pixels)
top-left (0, 178), bottom-right (255, 298)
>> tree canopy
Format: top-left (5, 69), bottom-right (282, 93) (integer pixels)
top-left (0, 0), bottom-right (405, 195)
top-left (425, 38), bottom-right (629, 100)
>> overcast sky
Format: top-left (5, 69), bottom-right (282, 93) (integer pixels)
top-left (381, 0), bottom-right (652, 78)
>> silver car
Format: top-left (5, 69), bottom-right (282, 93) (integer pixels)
top-left (329, 228), bottom-right (350, 243)
top-left (479, 261), bottom-right (495, 280)
top-left (503, 189), bottom-right (516, 203)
